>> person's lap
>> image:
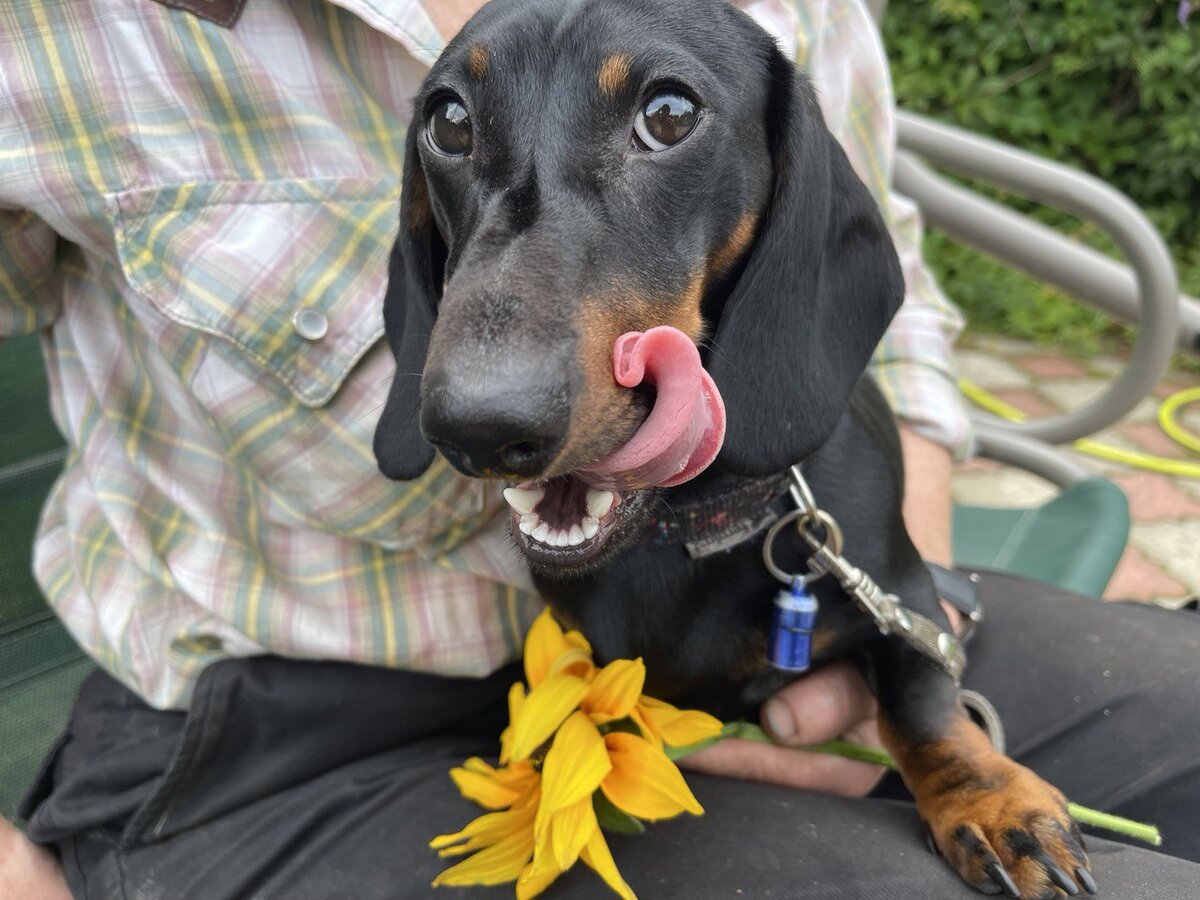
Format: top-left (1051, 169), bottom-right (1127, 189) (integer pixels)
top-left (20, 573), bottom-right (1200, 899)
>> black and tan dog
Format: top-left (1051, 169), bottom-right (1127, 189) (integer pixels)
top-left (374, 1), bottom-right (1094, 895)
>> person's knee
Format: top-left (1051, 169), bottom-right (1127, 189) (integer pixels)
top-left (0, 818), bottom-right (73, 900)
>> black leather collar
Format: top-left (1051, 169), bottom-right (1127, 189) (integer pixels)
top-left (644, 473), bottom-right (792, 559)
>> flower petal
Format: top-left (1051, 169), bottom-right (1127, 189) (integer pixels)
top-left (508, 674), bottom-right (590, 761)
top-left (628, 707), bottom-right (661, 749)
top-left (601, 732), bottom-right (704, 821)
top-left (499, 682), bottom-right (526, 764)
top-left (431, 824), bottom-right (535, 887)
top-left (538, 712), bottom-right (612, 824)
top-left (450, 767), bottom-right (520, 810)
top-left (523, 609), bottom-right (572, 689)
top-left (580, 826), bottom-right (638, 900)
top-left (516, 857), bottom-right (565, 900)
top-left (565, 628), bottom-right (592, 656)
top-left (520, 799), bottom-right (579, 900)
top-left (583, 658), bottom-right (645, 723)
top-left (449, 759), bottom-right (538, 811)
top-left (637, 696), bottom-right (723, 747)
top-left (550, 795), bottom-right (598, 872)
top-left (430, 788), bottom-right (538, 858)
top-left (461, 757), bottom-right (536, 787)
top-left (548, 646), bottom-right (595, 682)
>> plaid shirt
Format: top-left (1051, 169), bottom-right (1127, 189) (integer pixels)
top-left (0, 0), bottom-right (967, 709)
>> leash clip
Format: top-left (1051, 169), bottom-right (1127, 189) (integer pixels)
top-left (764, 466), bottom-right (967, 683)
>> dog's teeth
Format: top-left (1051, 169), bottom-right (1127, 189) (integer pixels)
top-left (503, 487), bottom-right (544, 516)
top-left (586, 489), bottom-right (615, 519)
top-left (532, 522), bottom-right (550, 542)
top-left (582, 516), bottom-right (599, 540)
top-left (568, 525), bottom-right (585, 545)
top-left (518, 516), bottom-right (537, 536)
top-left (555, 530), bottom-right (571, 547)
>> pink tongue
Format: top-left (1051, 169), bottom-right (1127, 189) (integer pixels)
top-left (578, 326), bottom-right (725, 490)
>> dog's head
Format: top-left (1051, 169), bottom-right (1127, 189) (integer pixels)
top-left (374, 0), bottom-right (904, 573)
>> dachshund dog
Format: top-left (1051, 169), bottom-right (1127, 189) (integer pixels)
top-left (374, 0), bottom-right (1094, 895)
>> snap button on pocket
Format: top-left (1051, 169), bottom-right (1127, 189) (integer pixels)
top-left (110, 178), bottom-right (398, 407)
top-left (292, 307), bottom-right (329, 342)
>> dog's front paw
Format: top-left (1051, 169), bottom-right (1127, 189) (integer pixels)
top-left (920, 755), bottom-right (1094, 898)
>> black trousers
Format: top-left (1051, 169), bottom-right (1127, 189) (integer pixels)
top-left (21, 573), bottom-right (1200, 899)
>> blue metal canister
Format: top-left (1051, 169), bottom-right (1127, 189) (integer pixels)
top-left (769, 578), bottom-right (819, 672)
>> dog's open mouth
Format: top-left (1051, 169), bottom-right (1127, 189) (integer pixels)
top-left (503, 478), bottom-right (645, 566)
top-left (502, 327), bottom-right (725, 569)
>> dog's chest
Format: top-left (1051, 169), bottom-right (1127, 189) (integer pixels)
top-left (534, 535), bottom-right (869, 708)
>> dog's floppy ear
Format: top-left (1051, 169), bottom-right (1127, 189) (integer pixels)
top-left (373, 125), bottom-right (446, 480)
top-left (706, 53), bottom-right (904, 477)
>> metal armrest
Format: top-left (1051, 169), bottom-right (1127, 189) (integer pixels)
top-left (895, 110), bottom-right (1181, 446)
top-left (971, 424), bottom-right (1090, 489)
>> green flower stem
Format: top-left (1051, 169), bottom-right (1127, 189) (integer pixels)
top-left (670, 721), bottom-right (1162, 847)
top-left (1066, 804), bottom-right (1162, 848)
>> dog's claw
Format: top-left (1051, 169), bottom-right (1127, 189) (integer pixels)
top-left (1046, 864), bottom-right (1079, 896)
top-left (1069, 820), bottom-right (1087, 853)
top-left (986, 861), bottom-right (1021, 898)
top-left (925, 828), bottom-right (938, 856)
top-left (1075, 867), bottom-right (1097, 896)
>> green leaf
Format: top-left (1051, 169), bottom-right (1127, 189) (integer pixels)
top-left (596, 717), bottom-right (642, 738)
top-left (593, 790), bottom-right (646, 835)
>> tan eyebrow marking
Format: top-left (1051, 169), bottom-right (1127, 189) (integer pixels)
top-left (707, 211), bottom-right (760, 277)
top-left (406, 163), bottom-right (432, 233)
top-left (468, 43), bottom-right (489, 79)
top-left (598, 53), bottom-right (632, 97)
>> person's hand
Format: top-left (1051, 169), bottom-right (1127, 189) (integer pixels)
top-left (0, 819), bottom-right (72, 900)
top-left (679, 660), bottom-right (886, 796)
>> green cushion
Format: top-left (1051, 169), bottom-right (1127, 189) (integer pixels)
top-left (0, 334), bottom-right (92, 823)
top-left (0, 651), bottom-right (91, 821)
top-left (0, 457), bottom-right (64, 627)
top-left (0, 333), bottom-right (64, 466)
top-left (952, 477), bottom-right (1130, 598)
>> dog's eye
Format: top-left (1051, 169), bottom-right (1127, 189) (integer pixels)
top-left (633, 92), bottom-right (699, 151)
top-left (427, 97), bottom-right (473, 156)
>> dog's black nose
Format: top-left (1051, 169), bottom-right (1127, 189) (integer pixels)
top-left (421, 363), bottom-right (569, 479)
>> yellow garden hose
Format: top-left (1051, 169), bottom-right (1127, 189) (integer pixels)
top-left (958, 378), bottom-right (1200, 479)
top-left (1157, 387), bottom-right (1200, 456)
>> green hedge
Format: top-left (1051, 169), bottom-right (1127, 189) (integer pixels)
top-left (884, 1), bottom-right (1200, 354)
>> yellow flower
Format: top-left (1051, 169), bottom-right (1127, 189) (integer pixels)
top-left (430, 760), bottom-right (540, 887)
top-left (432, 608), bottom-right (725, 899)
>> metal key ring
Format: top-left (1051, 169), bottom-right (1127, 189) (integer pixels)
top-left (762, 509), bottom-right (812, 585)
top-left (762, 508), bottom-right (842, 586)
top-left (795, 508), bottom-right (844, 559)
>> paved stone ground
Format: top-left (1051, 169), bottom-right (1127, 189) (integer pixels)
top-left (952, 334), bottom-right (1200, 608)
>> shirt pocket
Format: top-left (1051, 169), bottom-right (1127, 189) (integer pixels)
top-left (107, 177), bottom-right (485, 546)
top-left (110, 178), bottom-right (396, 407)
